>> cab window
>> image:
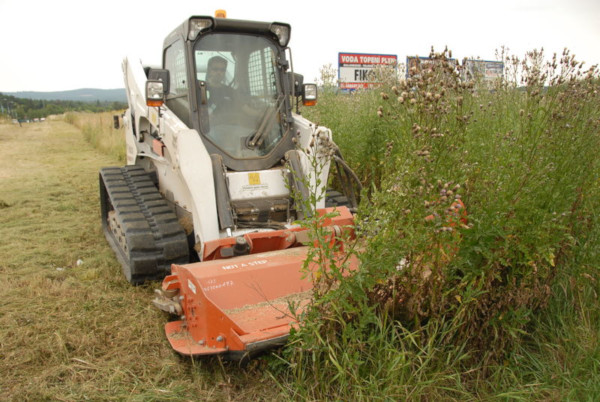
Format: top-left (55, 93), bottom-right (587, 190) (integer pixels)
top-left (194, 34), bottom-right (284, 159)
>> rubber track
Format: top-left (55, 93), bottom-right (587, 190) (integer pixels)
top-left (100, 166), bottom-right (189, 284)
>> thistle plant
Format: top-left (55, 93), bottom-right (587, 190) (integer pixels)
top-left (303, 44), bottom-right (598, 350)
top-left (364, 47), bottom-right (600, 361)
top-left (275, 47), bottom-right (600, 399)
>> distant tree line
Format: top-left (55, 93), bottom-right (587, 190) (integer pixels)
top-left (0, 93), bottom-right (126, 121)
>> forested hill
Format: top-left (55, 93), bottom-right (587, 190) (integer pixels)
top-left (0, 90), bottom-right (127, 120)
top-left (3, 88), bottom-right (126, 103)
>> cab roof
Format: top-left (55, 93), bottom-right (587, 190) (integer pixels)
top-left (163, 16), bottom-right (291, 49)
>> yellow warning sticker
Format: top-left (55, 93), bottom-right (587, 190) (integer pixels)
top-left (248, 172), bottom-right (261, 185)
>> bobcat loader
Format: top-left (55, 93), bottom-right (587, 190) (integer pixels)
top-left (99, 13), bottom-right (360, 359)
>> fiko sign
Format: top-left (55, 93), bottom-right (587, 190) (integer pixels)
top-left (338, 52), bottom-right (398, 90)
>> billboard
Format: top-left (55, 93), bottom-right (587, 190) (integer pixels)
top-left (338, 52), bottom-right (398, 90)
top-left (463, 59), bottom-right (504, 83)
top-left (406, 56), bottom-right (503, 87)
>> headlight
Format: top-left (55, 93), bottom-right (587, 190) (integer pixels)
top-left (189, 17), bottom-right (214, 41)
top-left (302, 83), bottom-right (317, 106)
top-left (270, 23), bottom-right (291, 47)
top-left (146, 80), bottom-right (165, 107)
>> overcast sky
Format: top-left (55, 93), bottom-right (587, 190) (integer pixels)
top-left (0, 0), bottom-right (598, 92)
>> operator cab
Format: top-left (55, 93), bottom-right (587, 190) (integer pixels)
top-left (148, 15), bottom-right (316, 172)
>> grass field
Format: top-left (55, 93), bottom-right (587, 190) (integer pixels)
top-left (0, 120), bottom-right (279, 400)
top-left (1, 49), bottom-right (599, 400)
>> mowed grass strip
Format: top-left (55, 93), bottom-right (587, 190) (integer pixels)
top-left (0, 121), bottom-right (274, 401)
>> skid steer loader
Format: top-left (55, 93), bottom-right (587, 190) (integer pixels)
top-left (99, 13), bottom-right (360, 358)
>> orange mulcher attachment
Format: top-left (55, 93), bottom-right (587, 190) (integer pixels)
top-left (152, 207), bottom-right (358, 359)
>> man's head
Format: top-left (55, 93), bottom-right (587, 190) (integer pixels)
top-left (207, 56), bottom-right (228, 87)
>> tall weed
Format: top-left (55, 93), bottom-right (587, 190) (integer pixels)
top-left (283, 48), bottom-right (600, 398)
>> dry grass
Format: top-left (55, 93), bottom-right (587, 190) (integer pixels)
top-left (64, 111), bottom-right (127, 163)
top-left (0, 121), bottom-right (278, 401)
